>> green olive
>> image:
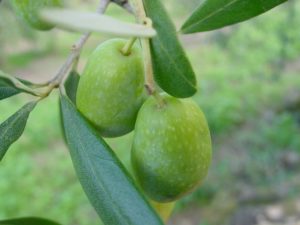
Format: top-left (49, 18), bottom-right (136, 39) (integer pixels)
top-left (10, 0), bottom-right (62, 30)
top-left (132, 94), bottom-right (212, 202)
top-left (76, 39), bottom-right (145, 138)
top-left (114, 140), bottom-right (175, 221)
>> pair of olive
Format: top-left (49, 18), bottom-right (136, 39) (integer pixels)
top-left (76, 39), bottom-right (212, 205)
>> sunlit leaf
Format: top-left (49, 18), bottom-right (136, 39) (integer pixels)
top-left (143, 0), bottom-right (197, 98)
top-left (0, 101), bottom-right (37, 161)
top-left (40, 9), bottom-right (156, 38)
top-left (181, 0), bottom-right (288, 33)
top-left (60, 95), bottom-right (163, 225)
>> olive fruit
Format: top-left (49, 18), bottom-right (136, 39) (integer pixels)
top-left (132, 94), bottom-right (212, 202)
top-left (10, 0), bottom-right (62, 30)
top-left (114, 140), bottom-right (175, 221)
top-left (76, 39), bottom-right (145, 138)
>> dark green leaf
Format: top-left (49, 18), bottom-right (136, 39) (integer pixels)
top-left (143, 0), bottom-right (197, 98)
top-left (0, 217), bottom-right (62, 225)
top-left (60, 71), bottom-right (80, 141)
top-left (0, 101), bottom-right (36, 161)
top-left (64, 71), bottom-right (80, 104)
top-left (181, 0), bottom-right (288, 33)
top-left (0, 75), bottom-right (36, 100)
top-left (60, 95), bottom-right (163, 225)
top-left (0, 77), bottom-right (20, 100)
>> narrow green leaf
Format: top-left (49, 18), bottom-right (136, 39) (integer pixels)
top-left (0, 217), bottom-right (62, 225)
top-left (181, 0), bottom-right (288, 33)
top-left (0, 101), bottom-right (36, 161)
top-left (0, 77), bottom-right (20, 100)
top-left (40, 9), bottom-right (156, 38)
top-left (143, 0), bottom-right (197, 98)
top-left (60, 71), bottom-right (80, 140)
top-left (64, 71), bottom-right (80, 104)
top-left (60, 95), bottom-right (163, 225)
top-left (0, 71), bottom-right (36, 100)
top-left (0, 79), bottom-right (20, 100)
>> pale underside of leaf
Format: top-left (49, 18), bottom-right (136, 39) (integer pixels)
top-left (40, 9), bottom-right (156, 38)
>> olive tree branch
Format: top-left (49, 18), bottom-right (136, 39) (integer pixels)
top-left (131, 0), bottom-right (155, 95)
top-left (49, 0), bottom-right (110, 87)
top-left (1, 0), bottom-right (135, 99)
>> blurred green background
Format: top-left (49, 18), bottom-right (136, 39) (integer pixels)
top-left (0, 1), bottom-right (300, 225)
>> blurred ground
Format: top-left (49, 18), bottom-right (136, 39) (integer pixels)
top-left (0, 0), bottom-right (300, 225)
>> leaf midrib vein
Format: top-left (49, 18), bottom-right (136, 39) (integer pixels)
top-left (154, 37), bottom-right (196, 89)
top-left (184, 0), bottom-right (240, 31)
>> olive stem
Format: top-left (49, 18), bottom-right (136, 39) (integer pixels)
top-left (121, 37), bottom-right (137, 56)
top-left (152, 91), bottom-right (166, 109)
top-left (131, 0), bottom-right (156, 96)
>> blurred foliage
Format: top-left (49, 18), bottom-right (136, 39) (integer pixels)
top-left (0, 0), bottom-right (300, 225)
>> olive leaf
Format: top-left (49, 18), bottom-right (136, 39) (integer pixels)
top-left (0, 101), bottom-right (37, 161)
top-left (40, 9), bottom-right (156, 38)
top-left (0, 77), bottom-right (20, 100)
top-left (60, 95), bottom-right (163, 225)
top-left (181, 0), bottom-right (288, 33)
top-left (59, 70), bottom-right (80, 141)
top-left (0, 71), bottom-right (37, 100)
top-left (64, 70), bottom-right (80, 104)
top-left (0, 217), bottom-right (62, 225)
top-left (143, 0), bottom-right (197, 98)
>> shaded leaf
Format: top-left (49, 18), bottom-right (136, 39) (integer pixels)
top-left (143, 0), bottom-right (197, 98)
top-left (64, 70), bottom-right (80, 104)
top-left (181, 0), bottom-right (288, 33)
top-left (0, 101), bottom-right (37, 161)
top-left (59, 71), bottom-right (81, 141)
top-left (0, 217), bottom-right (62, 225)
top-left (40, 9), bottom-right (156, 38)
top-left (0, 71), bottom-right (37, 100)
top-left (0, 77), bottom-right (20, 100)
top-left (60, 95), bottom-right (163, 225)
